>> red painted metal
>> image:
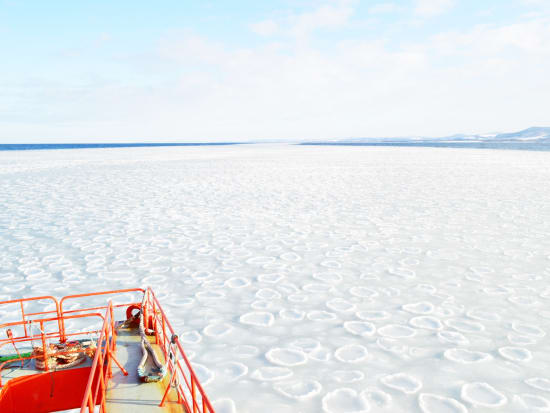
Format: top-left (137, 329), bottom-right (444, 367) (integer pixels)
top-left (59, 288), bottom-right (146, 342)
top-left (79, 301), bottom-right (120, 412)
top-left (0, 312), bottom-right (104, 388)
top-left (0, 295), bottom-right (61, 339)
top-left (0, 288), bottom-right (216, 413)
top-left (0, 364), bottom-right (94, 412)
top-left (143, 288), bottom-right (215, 413)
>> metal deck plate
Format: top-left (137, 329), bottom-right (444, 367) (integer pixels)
top-left (106, 327), bottom-right (186, 413)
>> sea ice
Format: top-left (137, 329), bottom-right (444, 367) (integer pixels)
top-left (2, 144), bottom-right (550, 412)
top-left (418, 393), bottom-right (467, 413)
top-left (461, 382), bottom-right (507, 408)
top-left (322, 388), bottom-right (370, 413)
top-left (380, 372), bottom-right (423, 394)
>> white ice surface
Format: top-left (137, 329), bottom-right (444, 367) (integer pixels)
top-left (1, 144), bottom-right (550, 412)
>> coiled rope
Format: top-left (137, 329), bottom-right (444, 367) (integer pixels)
top-left (29, 321), bottom-right (96, 371)
top-left (136, 294), bottom-right (167, 383)
top-left (32, 341), bottom-right (94, 371)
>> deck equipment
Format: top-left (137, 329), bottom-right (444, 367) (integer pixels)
top-left (0, 287), bottom-right (215, 413)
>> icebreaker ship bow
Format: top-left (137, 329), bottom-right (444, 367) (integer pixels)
top-left (0, 287), bottom-right (215, 413)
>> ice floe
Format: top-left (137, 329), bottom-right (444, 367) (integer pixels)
top-left (322, 388), bottom-right (370, 413)
top-left (266, 348), bottom-right (308, 366)
top-left (418, 393), bottom-right (467, 413)
top-left (274, 379), bottom-right (322, 400)
top-left (2, 144), bottom-right (550, 412)
top-left (461, 382), bottom-right (507, 408)
top-left (380, 372), bottom-right (422, 394)
top-left (334, 344), bottom-right (369, 363)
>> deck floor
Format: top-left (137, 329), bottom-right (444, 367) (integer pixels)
top-left (106, 327), bottom-right (186, 413)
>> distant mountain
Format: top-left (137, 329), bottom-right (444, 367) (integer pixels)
top-left (493, 127), bottom-right (550, 141)
top-left (303, 127), bottom-right (550, 144)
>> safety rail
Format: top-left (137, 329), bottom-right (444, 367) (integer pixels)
top-left (0, 312), bottom-right (105, 352)
top-left (80, 301), bottom-right (128, 412)
top-left (0, 312), bottom-right (104, 388)
top-left (59, 288), bottom-right (145, 343)
top-left (0, 296), bottom-right (61, 344)
top-left (0, 289), bottom-right (144, 346)
top-left (1, 288), bottom-right (216, 413)
top-left (144, 288), bottom-right (215, 413)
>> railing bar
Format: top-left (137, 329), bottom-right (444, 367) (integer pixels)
top-left (94, 350), bottom-right (106, 406)
top-left (152, 299), bottom-right (159, 345)
top-left (80, 303), bottom-right (111, 413)
top-left (162, 316), bottom-right (167, 359)
top-left (192, 376), bottom-right (197, 413)
top-left (178, 383), bottom-right (191, 410)
top-left (0, 326), bottom-right (102, 341)
top-left (0, 331), bottom-right (103, 353)
top-left (0, 311), bottom-right (105, 329)
top-left (148, 288), bottom-right (215, 412)
top-left (0, 296), bottom-right (59, 305)
top-left (20, 301), bottom-right (28, 337)
top-left (176, 361), bottom-right (193, 393)
top-left (23, 310), bottom-right (59, 317)
top-left (60, 288), bottom-right (143, 343)
top-left (62, 302), bottom-right (138, 315)
top-left (39, 320), bottom-right (48, 372)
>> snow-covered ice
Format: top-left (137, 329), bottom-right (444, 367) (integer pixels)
top-left (1, 144), bottom-right (550, 412)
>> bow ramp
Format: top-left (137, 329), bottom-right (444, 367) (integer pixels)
top-left (0, 288), bottom-right (214, 413)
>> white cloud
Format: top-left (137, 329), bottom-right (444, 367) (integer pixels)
top-left (289, 4), bottom-right (353, 36)
top-left (369, 3), bottom-right (402, 14)
top-left (126, 18), bottom-right (550, 139)
top-left (414, 0), bottom-right (455, 18)
top-left (431, 19), bottom-right (550, 55)
top-left (158, 32), bottom-right (225, 64)
top-left (249, 3), bottom-right (354, 41)
top-left (519, 0), bottom-right (550, 15)
top-left (250, 20), bottom-right (278, 36)
top-left (2, 8), bottom-right (550, 141)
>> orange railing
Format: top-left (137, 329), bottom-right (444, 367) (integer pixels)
top-left (0, 295), bottom-right (62, 345)
top-left (1, 288), bottom-right (215, 413)
top-left (59, 288), bottom-right (145, 342)
top-left (144, 288), bottom-right (215, 413)
top-left (80, 301), bottom-right (128, 412)
top-left (0, 288), bottom-right (144, 348)
top-left (0, 312), bottom-right (104, 388)
top-left (79, 288), bottom-right (215, 412)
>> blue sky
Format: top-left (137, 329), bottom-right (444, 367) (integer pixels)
top-left (1, 0), bottom-right (549, 142)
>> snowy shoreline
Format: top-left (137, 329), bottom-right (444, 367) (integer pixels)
top-left (1, 144), bottom-right (550, 412)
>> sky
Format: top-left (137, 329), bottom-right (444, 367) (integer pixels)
top-left (1, 0), bottom-right (549, 142)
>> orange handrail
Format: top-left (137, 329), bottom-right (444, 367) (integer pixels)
top-left (79, 301), bottom-right (127, 413)
top-left (0, 312), bottom-right (104, 352)
top-left (0, 311), bottom-right (104, 388)
top-left (78, 288), bottom-right (216, 412)
top-left (145, 288), bottom-right (215, 413)
top-left (59, 288), bottom-right (144, 342)
top-left (1, 288), bottom-right (216, 413)
top-left (0, 296), bottom-right (61, 341)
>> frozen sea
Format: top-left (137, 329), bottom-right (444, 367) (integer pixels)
top-left (1, 144), bottom-right (550, 412)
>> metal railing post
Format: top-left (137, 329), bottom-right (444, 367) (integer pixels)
top-left (192, 376), bottom-right (197, 413)
top-left (39, 320), bottom-right (48, 372)
top-left (20, 301), bottom-right (27, 337)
